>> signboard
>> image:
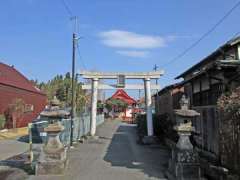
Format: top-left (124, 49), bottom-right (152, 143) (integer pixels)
top-left (24, 104), bottom-right (34, 112)
top-left (40, 132), bottom-right (47, 137)
top-left (117, 75), bottom-right (125, 88)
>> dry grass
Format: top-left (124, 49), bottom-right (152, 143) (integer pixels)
top-left (0, 127), bottom-right (28, 140)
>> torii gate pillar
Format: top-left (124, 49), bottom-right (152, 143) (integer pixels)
top-left (90, 78), bottom-right (99, 136)
top-left (144, 78), bottom-right (153, 136)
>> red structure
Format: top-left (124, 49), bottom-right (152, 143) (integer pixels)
top-left (0, 63), bottom-right (47, 128)
top-left (111, 89), bottom-right (136, 105)
top-left (110, 89), bottom-right (137, 122)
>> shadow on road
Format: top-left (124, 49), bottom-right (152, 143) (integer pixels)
top-left (103, 124), bottom-right (170, 179)
top-left (17, 135), bottom-right (43, 144)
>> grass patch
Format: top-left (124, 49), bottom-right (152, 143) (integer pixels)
top-left (0, 114), bottom-right (6, 129)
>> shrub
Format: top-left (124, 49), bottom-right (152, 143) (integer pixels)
top-left (0, 114), bottom-right (6, 129)
top-left (136, 113), bottom-right (178, 142)
top-left (136, 114), bottom-right (147, 137)
top-left (217, 86), bottom-right (240, 175)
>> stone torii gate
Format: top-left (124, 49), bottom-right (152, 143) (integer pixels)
top-left (79, 71), bottom-right (164, 138)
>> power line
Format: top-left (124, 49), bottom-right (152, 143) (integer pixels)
top-left (60, 0), bottom-right (74, 17)
top-left (59, 0), bottom-right (79, 34)
top-left (162, 0), bottom-right (240, 68)
top-left (233, 31), bottom-right (240, 38)
top-left (59, 0), bottom-right (87, 70)
top-left (77, 43), bottom-right (87, 69)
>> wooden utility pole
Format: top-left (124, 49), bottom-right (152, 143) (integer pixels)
top-left (70, 33), bottom-right (76, 147)
top-left (70, 17), bottom-right (78, 147)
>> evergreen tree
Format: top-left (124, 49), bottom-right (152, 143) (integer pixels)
top-left (35, 72), bottom-right (86, 113)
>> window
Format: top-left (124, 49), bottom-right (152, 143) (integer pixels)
top-left (25, 104), bottom-right (34, 112)
top-left (210, 83), bottom-right (224, 104)
top-left (192, 83), bottom-right (224, 106)
top-left (193, 80), bottom-right (200, 93)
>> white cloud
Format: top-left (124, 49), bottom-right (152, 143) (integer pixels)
top-left (165, 34), bottom-right (200, 41)
top-left (99, 30), bottom-right (167, 49)
top-left (116, 50), bottom-right (149, 58)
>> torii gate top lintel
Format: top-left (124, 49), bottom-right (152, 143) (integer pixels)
top-left (80, 70), bottom-right (164, 137)
top-left (79, 70), bottom-right (164, 79)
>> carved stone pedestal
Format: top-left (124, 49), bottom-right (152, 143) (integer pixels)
top-left (167, 132), bottom-right (201, 180)
top-left (36, 122), bottom-right (67, 175)
top-left (167, 95), bottom-right (202, 180)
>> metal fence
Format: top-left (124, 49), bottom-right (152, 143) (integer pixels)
top-left (31, 114), bottom-right (105, 145)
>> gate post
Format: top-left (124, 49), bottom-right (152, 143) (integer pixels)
top-left (144, 78), bottom-right (153, 136)
top-left (90, 78), bottom-right (99, 136)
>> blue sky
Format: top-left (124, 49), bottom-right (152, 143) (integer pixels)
top-left (0, 0), bottom-right (240, 97)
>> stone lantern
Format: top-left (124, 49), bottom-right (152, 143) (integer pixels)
top-left (167, 95), bottom-right (202, 180)
top-left (36, 97), bottom-right (70, 175)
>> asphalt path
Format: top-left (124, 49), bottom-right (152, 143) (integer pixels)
top-left (29, 119), bottom-right (170, 180)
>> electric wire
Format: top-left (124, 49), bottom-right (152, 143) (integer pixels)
top-left (77, 43), bottom-right (87, 70)
top-left (59, 0), bottom-right (87, 70)
top-left (60, 0), bottom-right (74, 17)
top-left (161, 0), bottom-right (240, 68)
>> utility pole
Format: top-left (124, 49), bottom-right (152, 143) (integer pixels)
top-left (138, 89), bottom-right (141, 100)
top-left (153, 64), bottom-right (159, 85)
top-left (153, 64), bottom-right (159, 114)
top-left (70, 16), bottom-right (78, 147)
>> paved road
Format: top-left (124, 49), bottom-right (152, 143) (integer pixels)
top-left (29, 119), bottom-right (170, 180)
top-left (0, 140), bottom-right (28, 161)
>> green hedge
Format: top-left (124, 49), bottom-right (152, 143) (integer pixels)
top-left (136, 114), bottom-right (147, 137)
top-left (0, 114), bottom-right (6, 129)
top-left (136, 113), bottom-right (178, 142)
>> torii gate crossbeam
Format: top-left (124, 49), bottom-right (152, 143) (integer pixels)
top-left (79, 70), bottom-right (164, 138)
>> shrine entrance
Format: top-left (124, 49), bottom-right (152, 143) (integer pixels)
top-left (79, 70), bottom-right (164, 137)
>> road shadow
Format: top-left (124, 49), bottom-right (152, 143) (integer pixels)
top-left (17, 135), bottom-right (43, 144)
top-left (0, 151), bottom-right (34, 179)
top-left (103, 124), bottom-right (170, 179)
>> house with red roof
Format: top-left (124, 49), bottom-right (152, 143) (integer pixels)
top-left (109, 89), bottom-right (137, 122)
top-left (0, 62), bottom-right (47, 128)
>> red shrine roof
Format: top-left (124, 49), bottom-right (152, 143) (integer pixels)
top-left (110, 89), bottom-right (136, 105)
top-left (0, 62), bottom-right (45, 95)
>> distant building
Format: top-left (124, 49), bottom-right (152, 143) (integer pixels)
top-left (154, 82), bottom-right (184, 123)
top-left (176, 36), bottom-right (240, 178)
top-left (137, 96), bottom-right (145, 110)
top-left (0, 62), bottom-right (47, 128)
top-left (108, 89), bottom-right (137, 122)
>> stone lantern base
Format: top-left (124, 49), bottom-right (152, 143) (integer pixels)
top-left (166, 131), bottom-right (202, 180)
top-left (36, 149), bottom-right (68, 175)
top-left (36, 122), bottom-right (68, 175)
top-left (167, 147), bottom-right (201, 180)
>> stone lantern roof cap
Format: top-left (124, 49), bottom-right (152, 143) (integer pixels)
top-left (174, 109), bottom-right (200, 117)
top-left (40, 110), bottom-right (70, 118)
top-left (41, 96), bottom-right (70, 118)
top-left (50, 96), bottom-right (61, 106)
top-left (174, 95), bottom-right (200, 117)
